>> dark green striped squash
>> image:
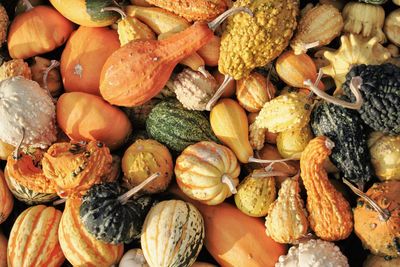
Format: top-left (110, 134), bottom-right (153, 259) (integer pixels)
top-left (310, 96), bottom-right (373, 187)
top-left (141, 200), bottom-right (205, 267)
top-left (146, 98), bottom-right (219, 152)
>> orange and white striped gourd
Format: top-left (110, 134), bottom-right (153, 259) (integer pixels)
top-left (175, 141), bottom-right (240, 205)
top-left (0, 169), bottom-right (13, 224)
top-left (58, 198), bottom-right (124, 267)
top-left (7, 205), bottom-right (64, 267)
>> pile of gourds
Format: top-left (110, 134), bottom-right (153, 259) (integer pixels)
top-left (0, 0), bottom-right (400, 266)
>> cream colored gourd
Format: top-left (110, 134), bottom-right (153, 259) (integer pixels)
top-left (384, 9), bottom-right (400, 46)
top-left (119, 249), bottom-right (149, 267)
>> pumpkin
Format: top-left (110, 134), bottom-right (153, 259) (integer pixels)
top-left (0, 169), bottom-right (12, 224)
top-left (30, 57), bottom-right (62, 97)
top-left (119, 249), bottom-right (149, 267)
top-left (141, 199), bottom-right (205, 267)
top-left (80, 176), bottom-right (158, 244)
top-left (41, 140), bottom-right (114, 199)
top-left (276, 124), bottom-right (313, 159)
top-left (49, 0), bottom-right (119, 27)
top-left (57, 92), bottom-right (132, 150)
top-left (7, 205), bottom-right (64, 267)
top-left (363, 254), bottom-right (400, 267)
top-left (0, 59), bottom-right (31, 81)
top-left (234, 168), bottom-right (276, 217)
top-left (59, 198), bottom-right (124, 266)
top-left (0, 229), bottom-right (6, 267)
top-left (210, 98), bottom-right (253, 163)
top-left (122, 139), bottom-right (173, 194)
top-left (175, 141), bottom-right (240, 205)
top-left (346, 180), bottom-right (400, 257)
top-left (60, 26), bottom-right (120, 96)
top-left (300, 136), bottom-right (353, 241)
top-left (7, 5), bottom-right (74, 59)
top-left (0, 77), bottom-right (57, 149)
top-left (265, 176), bottom-right (309, 244)
top-left (384, 9), bottom-right (400, 46)
top-left (169, 184), bottom-right (287, 267)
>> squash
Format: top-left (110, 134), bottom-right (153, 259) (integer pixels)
top-left (384, 9), bottom-right (400, 46)
top-left (122, 139), bottom-right (173, 194)
top-left (141, 200), bottom-right (205, 267)
top-left (119, 249), bottom-right (149, 267)
top-left (30, 57), bottom-right (62, 97)
top-left (146, 99), bottom-right (219, 152)
top-left (60, 26), bottom-right (120, 96)
top-left (175, 141), bottom-right (240, 205)
top-left (57, 92), bottom-right (132, 150)
top-left (0, 169), bottom-right (12, 224)
top-left (49, 0), bottom-right (119, 27)
top-left (363, 254), bottom-right (400, 267)
top-left (319, 0), bottom-right (347, 10)
top-left (0, 229), bottom-right (6, 267)
top-left (300, 136), bottom-right (353, 241)
top-left (59, 198), bottom-right (124, 266)
top-left (169, 184), bottom-right (287, 267)
top-left (196, 35), bottom-right (221, 67)
top-left (7, 205), bottom-right (64, 267)
top-left (210, 98), bottom-right (253, 163)
top-left (7, 5), bottom-right (74, 59)
top-left (276, 124), bottom-right (313, 159)
top-left (0, 59), bottom-right (31, 81)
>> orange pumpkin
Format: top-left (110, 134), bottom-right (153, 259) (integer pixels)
top-left (57, 92), bottom-right (132, 150)
top-left (0, 170), bottom-right (13, 224)
top-left (60, 26), bottom-right (120, 96)
top-left (7, 6), bottom-right (74, 59)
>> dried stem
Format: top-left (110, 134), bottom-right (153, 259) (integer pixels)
top-left (266, 64), bottom-right (273, 100)
top-left (324, 137), bottom-right (335, 150)
top-left (221, 174), bottom-right (237, 194)
top-left (53, 197), bottom-right (68, 206)
top-left (22, 0), bottom-right (34, 11)
top-left (301, 41), bottom-right (320, 52)
top-left (13, 127), bottom-right (25, 160)
top-left (101, 6), bottom-right (126, 20)
top-left (197, 65), bottom-right (209, 78)
top-left (251, 170), bottom-right (291, 178)
top-left (307, 68), bottom-right (323, 100)
top-left (208, 7), bottom-right (253, 32)
top-left (342, 178), bottom-right (390, 222)
top-left (118, 172), bottom-right (160, 205)
top-left (248, 152), bottom-right (302, 164)
top-left (304, 75), bottom-right (363, 110)
top-left (43, 60), bottom-right (59, 100)
top-left (206, 74), bottom-right (233, 111)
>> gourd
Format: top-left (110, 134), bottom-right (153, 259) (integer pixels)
top-left (60, 26), bottom-right (120, 96)
top-left (342, 2), bottom-right (386, 43)
top-left (49, 0), bottom-right (119, 27)
top-left (212, 69), bottom-right (236, 98)
top-left (265, 176), bottom-right (309, 244)
top-left (384, 9), bottom-right (400, 46)
top-left (358, 0), bottom-right (388, 4)
top-left (290, 4), bottom-right (343, 55)
top-left (141, 200), bottom-right (205, 267)
top-left (122, 139), bottom-right (173, 194)
top-left (0, 77), bottom-right (57, 149)
top-left (175, 141), bottom-right (240, 205)
top-left (7, 205), bottom-right (65, 267)
top-left (59, 198), bottom-right (124, 266)
top-left (119, 249), bottom-right (149, 267)
top-left (192, 263), bottom-right (217, 267)
top-left (363, 254), bottom-right (400, 267)
top-left (0, 138), bottom-right (13, 160)
top-left (0, 4), bottom-right (8, 47)
top-left (236, 72), bottom-right (276, 113)
top-left (7, 5), bottom-right (74, 59)
top-left (30, 57), bottom-right (62, 97)
top-left (146, 98), bottom-right (219, 152)
top-left (99, 7), bottom-right (248, 107)
top-left (319, 0), bottom-right (347, 10)
top-left (311, 95), bottom-right (373, 186)
top-left (210, 98), bottom-right (253, 163)
top-left (169, 184), bottom-right (287, 267)
top-left (0, 170), bottom-right (12, 224)
top-left (80, 174), bottom-right (158, 245)
top-left (322, 34), bottom-right (390, 94)
top-left (234, 168), bottom-right (276, 217)
top-left (0, 229), bottom-right (6, 267)
top-left (300, 136), bottom-right (353, 241)
top-left (197, 35), bottom-right (221, 66)
top-left (344, 179), bottom-right (400, 258)
top-left (122, 99), bottom-right (162, 130)
top-left (368, 132), bottom-right (400, 181)
top-left (276, 125), bottom-right (313, 159)
top-left (57, 92), bottom-right (132, 150)
top-left (0, 59), bottom-right (31, 81)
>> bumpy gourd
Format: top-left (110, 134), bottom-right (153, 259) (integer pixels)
top-left (384, 9), bottom-right (400, 46)
top-left (0, 4), bottom-right (8, 46)
top-left (0, 59), bottom-right (31, 81)
top-left (300, 136), bottom-right (353, 241)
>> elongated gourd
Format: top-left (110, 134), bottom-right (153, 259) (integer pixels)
top-left (210, 98), bottom-right (253, 163)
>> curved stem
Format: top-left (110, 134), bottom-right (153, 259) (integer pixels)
top-left (342, 178), bottom-right (390, 222)
top-left (266, 64), bottom-right (273, 100)
top-left (251, 170), bottom-right (290, 178)
top-left (207, 7), bottom-right (253, 32)
top-left (304, 76), bottom-right (363, 110)
top-left (307, 68), bottom-right (323, 100)
top-left (101, 6), bottom-right (126, 20)
top-left (53, 197), bottom-right (68, 206)
top-left (221, 174), bottom-right (237, 194)
top-left (206, 74), bottom-right (233, 111)
top-left (118, 172), bottom-right (160, 205)
top-left (43, 60), bottom-right (59, 99)
top-left (197, 65), bottom-right (209, 78)
top-left (248, 152), bottom-right (302, 164)
top-left (13, 127), bottom-right (25, 160)
top-left (301, 41), bottom-right (320, 52)
top-left (22, 0), bottom-right (34, 11)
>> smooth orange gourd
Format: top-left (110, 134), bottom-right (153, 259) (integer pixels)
top-left (0, 230), bottom-right (6, 267)
top-left (60, 26), bottom-right (120, 96)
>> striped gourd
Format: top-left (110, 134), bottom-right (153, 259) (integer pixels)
top-left (7, 205), bottom-right (64, 267)
top-left (4, 166), bottom-right (58, 205)
top-left (0, 169), bottom-right (12, 224)
top-left (146, 98), bottom-right (219, 152)
top-left (59, 198), bottom-right (124, 267)
top-left (141, 200), bottom-right (205, 267)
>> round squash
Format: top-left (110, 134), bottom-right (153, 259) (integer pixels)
top-left (276, 124), bottom-right (313, 159)
top-left (175, 141), bottom-right (240, 205)
top-left (7, 5), bottom-right (74, 59)
top-left (7, 205), bottom-right (64, 267)
top-left (49, 0), bottom-right (119, 27)
top-left (141, 200), bottom-right (205, 267)
top-left (0, 169), bottom-right (13, 224)
top-left (59, 198), bottom-right (124, 266)
top-left (122, 139), bottom-right (173, 194)
top-left (0, 230), bottom-right (6, 267)
top-left (60, 26), bottom-right (120, 96)
top-left (57, 92), bottom-right (132, 150)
